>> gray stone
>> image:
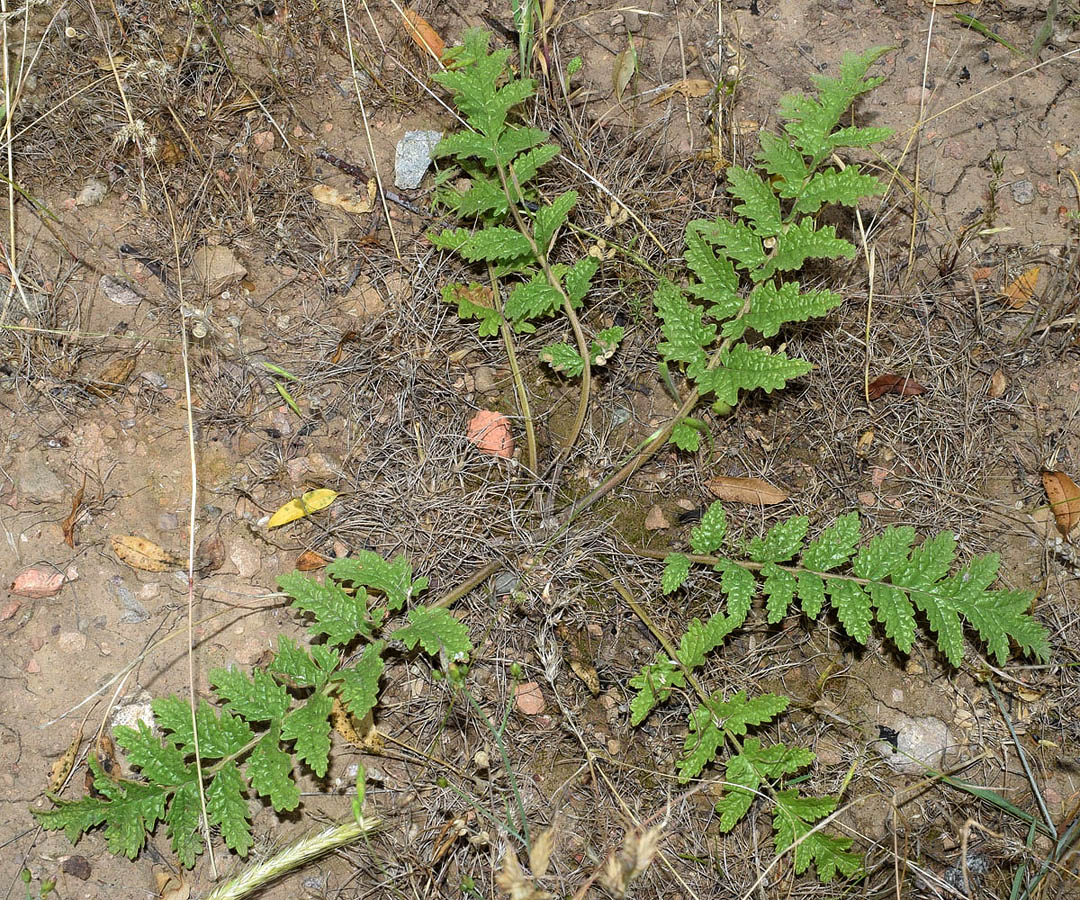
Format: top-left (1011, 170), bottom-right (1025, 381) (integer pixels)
top-left (1010, 179), bottom-right (1035, 205)
top-left (394, 130), bottom-right (443, 189)
top-left (12, 450), bottom-right (66, 504)
top-left (874, 712), bottom-right (951, 774)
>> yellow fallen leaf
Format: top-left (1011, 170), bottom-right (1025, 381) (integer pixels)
top-left (111, 535), bottom-right (184, 572)
top-left (267, 489), bottom-right (338, 529)
top-left (1000, 266), bottom-right (1039, 308)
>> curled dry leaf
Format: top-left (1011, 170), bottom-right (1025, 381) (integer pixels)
top-left (296, 549), bottom-right (330, 571)
top-left (111, 535), bottom-right (183, 572)
top-left (11, 568), bottom-right (66, 598)
top-left (867, 373), bottom-right (926, 400)
top-left (267, 488), bottom-right (338, 529)
top-left (705, 475), bottom-right (788, 505)
top-left (467, 410), bottom-right (514, 458)
top-left (1041, 470), bottom-right (1080, 537)
top-left (401, 7), bottom-right (445, 60)
top-left (312, 181), bottom-right (376, 214)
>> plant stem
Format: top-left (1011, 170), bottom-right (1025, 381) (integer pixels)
top-left (488, 263), bottom-right (537, 472)
top-left (495, 159), bottom-right (592, 451)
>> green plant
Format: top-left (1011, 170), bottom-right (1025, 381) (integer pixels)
top-left (653, 47), bottom-right (892, 452)
top-left (629, 501), bottom-right (1049, 881)
top-left (32, 551), bottom-right (469, 869)
top-left (430, 28), bottom-right (621, 463)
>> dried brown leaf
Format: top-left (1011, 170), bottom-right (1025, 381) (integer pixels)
top-left (402, 8), bottom-right (445, 60)
top-left (296, 549), bottom-right (330, 571)
top-left (88, 355), bottom-right (137, 395)
top-left (866, 373), bottom-right (926, 400)
top-left (61, 474), bottom-right (86, 549)
top-left (1042, 470), bottom-right (1080, 536)
top-left (651, 77), bottom-right (714, 105)
top-left (48, 723), bottom-right (84, 795)
top-left (705, 475), bottom-right (788, 505)
top-left (988, 369), bottom-right (1008, 399)
top-left (111, 535), bottom-right (183, 572)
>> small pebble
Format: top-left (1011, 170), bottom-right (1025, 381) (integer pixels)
top-left (57, 631), bottom-right (87, 653)
top-left (473, 365), bottom-right (498, 393)
top-left (1010, 179), bottom-right (1035, 205)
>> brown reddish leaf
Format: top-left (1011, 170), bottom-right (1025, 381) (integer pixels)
top-left (651, 77), bottom-right (714, 105)
top-left (705, 475), bottom-right (788, 505)
top-left (330, 330), bottom-right (361, 365)
top-left (62, 474), bottom-right (87, 549)
top-left (11, 568), bottom-right (65, 598)
top-left (1000, 266), bottom-right (1039, 308)
top-left (111, 534), bottom-right (183, 572)
top-left (48, 723), bottom-right (84, 795)
top-left (1041, 470), bottom-right (1080, 536)
top-left (867, 374), bottom-right (926, 400)
top-left (402, 7), bottom-right (445, 60)
top-left (467, 410), bottom-right (514, 458)
top-left (970, 266), bottom-right (995, 281)
top-left (195, 534), bottom-right (225, 573)
top-left (296, 549), bottom-right (329, 571)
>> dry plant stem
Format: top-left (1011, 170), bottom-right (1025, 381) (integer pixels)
top-left (432, 560), bottom-right (501, 609)
top-left (495, 160), bottom-right (591, 451)
top-left (164, 171), bottom-right (217, 880)
top-left (200, 817), bottom-right (380, 900)
top-left (340, 0), bottom-right (400, 261)
top-left (489, 262), bottom-right (538, 472)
